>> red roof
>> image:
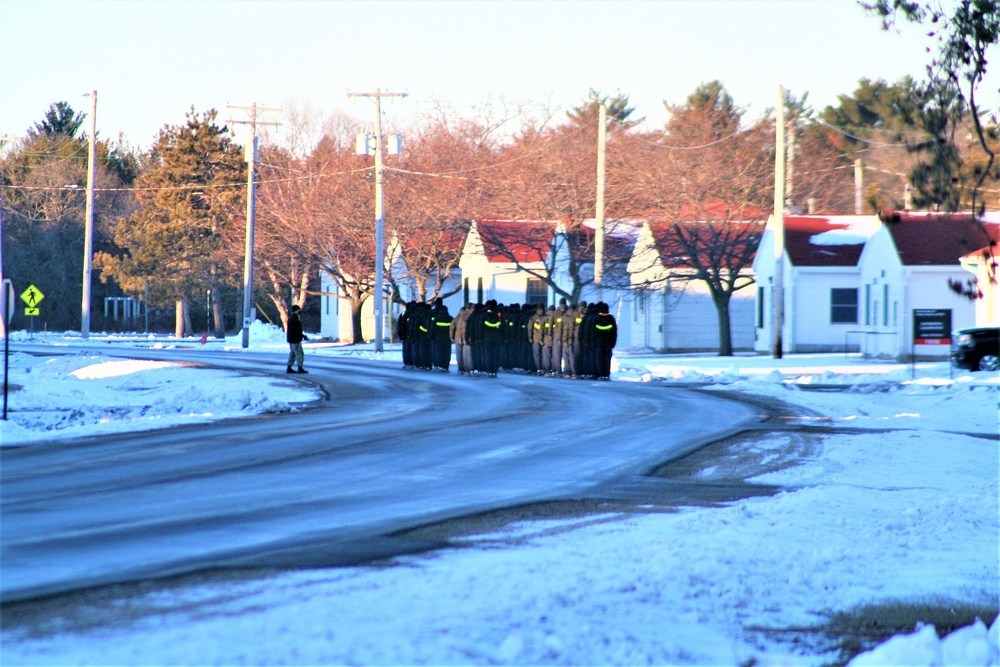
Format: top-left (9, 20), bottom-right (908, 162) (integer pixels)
top-left (649, 220), bottom-right (763, 271)
top-left (399, 225), bottom-right (469, 256)
top-left (473, 220), bottom-right (557, 264)
top-left (782, 215), bottom-right (877, 267)
top-left (879, 211), bottom-right (999, 266)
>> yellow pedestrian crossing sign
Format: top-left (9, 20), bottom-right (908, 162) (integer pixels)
top-left (20, 285), bottom-right (44, 308)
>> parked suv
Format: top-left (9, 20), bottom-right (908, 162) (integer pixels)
top-left (951, 326), bottom-right (1000, 371)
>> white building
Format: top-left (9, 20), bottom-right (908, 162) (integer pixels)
top-left (754, 215), bottom-right (879, 354)
top-left (628, 220), bottom-right (758, 352)
top-left (754, 211), bottom-right (998, 358)
top-left (458, 220), bottom-right (557, 307)
top-left (857, 211), bottom-right (997, 359)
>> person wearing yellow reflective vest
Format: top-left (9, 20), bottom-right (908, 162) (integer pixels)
top-left (592, 301), bottom-right (618, 380)
top-left (414, 302), bottom-right (433, 371)
top-left (480, 299), bottom-right (503, 377)
top-left (430, 298), bottom-right (453, 372)
top-left (527, 304), bottom-right (546, 375)
top-left (551, 298), bottom-right (568, 377)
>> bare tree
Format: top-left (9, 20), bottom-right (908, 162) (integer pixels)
top-left (627, 82), bottom-right (772, 355)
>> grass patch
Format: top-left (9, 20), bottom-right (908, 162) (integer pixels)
top-left (823, 597), bottom-right (997, 665)
top-left (747, 595), bottom-right (997, 666)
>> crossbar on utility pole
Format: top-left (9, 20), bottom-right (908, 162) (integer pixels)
top-left (228, 103), bottom-right (281, 349)
top-left (348, 89), bottom-right (407, 354)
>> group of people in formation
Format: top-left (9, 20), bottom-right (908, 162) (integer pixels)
top-left (397, 297), bottom-right (618, 380)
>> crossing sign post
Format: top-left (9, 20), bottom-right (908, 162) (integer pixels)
top-left (19, 283), bottom-right (43, 340)
top-left (20, 284), bottom-right (44, 315)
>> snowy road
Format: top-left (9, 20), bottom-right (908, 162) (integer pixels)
top-left (1, 350), bottom-right (761, 602)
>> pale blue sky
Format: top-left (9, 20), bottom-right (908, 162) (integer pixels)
top-left (1, 0), bottom-right (995, 149)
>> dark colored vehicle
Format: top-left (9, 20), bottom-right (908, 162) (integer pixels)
top-left (951, 326), bottom-right (1000, 371)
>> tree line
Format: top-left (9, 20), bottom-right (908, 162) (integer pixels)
top-left (2, 17), bottom-right (996, 345)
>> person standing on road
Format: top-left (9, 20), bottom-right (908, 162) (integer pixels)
top-left (593, 302), bottom-right (617, 380)
top-left (430, 298), bottom-right (454, 372)
top-left (481, 299), bottom-right (503, 377)
top-left (528, 304), bottom-right (545, 374)
top-left (286, 305), bottom-right (309, 374)
top-left (451, 303), bottom-right (470, 375)
top-left (398, 301), bottom-right (413, 369)
top-left (552, 298), bottom-right (568, 377)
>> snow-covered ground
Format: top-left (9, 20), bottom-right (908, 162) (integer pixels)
top-left (1, 323), bottom-right (997, 666)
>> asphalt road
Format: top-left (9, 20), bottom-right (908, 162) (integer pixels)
top-left (1, 348), bottom-right (762, 602)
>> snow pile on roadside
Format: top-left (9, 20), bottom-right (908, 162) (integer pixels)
top-left (1, 352), bottom-right (322, 446)
top-left (849, 618), bottom-right (999, 666)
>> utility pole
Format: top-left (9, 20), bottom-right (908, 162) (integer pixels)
top-left (0, 134), bottom-right (15, 341)
top-left (785, 115), bottom-right (795, 212)
top-left (854, 158), bottom-right (864, 214)
top-left (82, 90), bottom-right (97, 339)
top-left (228, 103), bottom-right (281, 349)
top-left (773, 85), bottom-right (786, 359)
top-left (594, 102), bottom-right (607, 302)
top-left (348, 88), bottom-right (407, 354)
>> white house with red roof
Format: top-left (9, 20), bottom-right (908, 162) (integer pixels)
top-left (856, 211), bottom-right (998, 359)
top-left (753, 215), bottom-right (880, 354)
top-left (459, 220), bottom-right (557, 307)
top-left (627, 220), bottom-right (759, 351)
top-left (753, 212), bottom-right (998, 358)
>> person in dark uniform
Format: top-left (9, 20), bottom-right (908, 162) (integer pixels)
top-left (430, 298), bottom-right (453, 372)
top-left (593, 301), bottom-right (618, 380)
top-left (578, 302), bottom-right (599, 378)
top-left (416, 302), bottom-right (434, 370)
top-left (571, 301), bottom-right (587, 378)
top-left (480, 299), bottom-right (502, 377)
top-left (398, 301), bottom-right (413, 369)
top-left (285, 304), bottom-right (308, 374)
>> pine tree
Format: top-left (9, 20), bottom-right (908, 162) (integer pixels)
top-left (95, 108), bottom-right (245, 337)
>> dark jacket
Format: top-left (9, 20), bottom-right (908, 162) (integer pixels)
top-left (430, 303), bottom-right (453, 341)
top-left (286, 312), bottom-right (305, 344)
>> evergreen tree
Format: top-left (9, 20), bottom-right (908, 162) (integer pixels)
top-left (567, 89), bottom-right (643, 131)
top-left (28, 101), bottom-right (85, 139)
top-left (1, 103), bottom-right (138, 332)
top-left (95, 108), bottom-right (245, 337)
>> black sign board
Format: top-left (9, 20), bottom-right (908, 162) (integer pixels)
top-left (913, 309), bottom-right (952, 345)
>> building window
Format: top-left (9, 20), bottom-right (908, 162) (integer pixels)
top-left (864, 284), bottom-right (871, 326)
top-left (831, 288), bottom-right (859, 324)
top-left (525, 278), bottom-right (547, 306)
top-left (756, 287), bottom-right (765, 328)
top-left (883, 284), bottom-right (889, 326)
